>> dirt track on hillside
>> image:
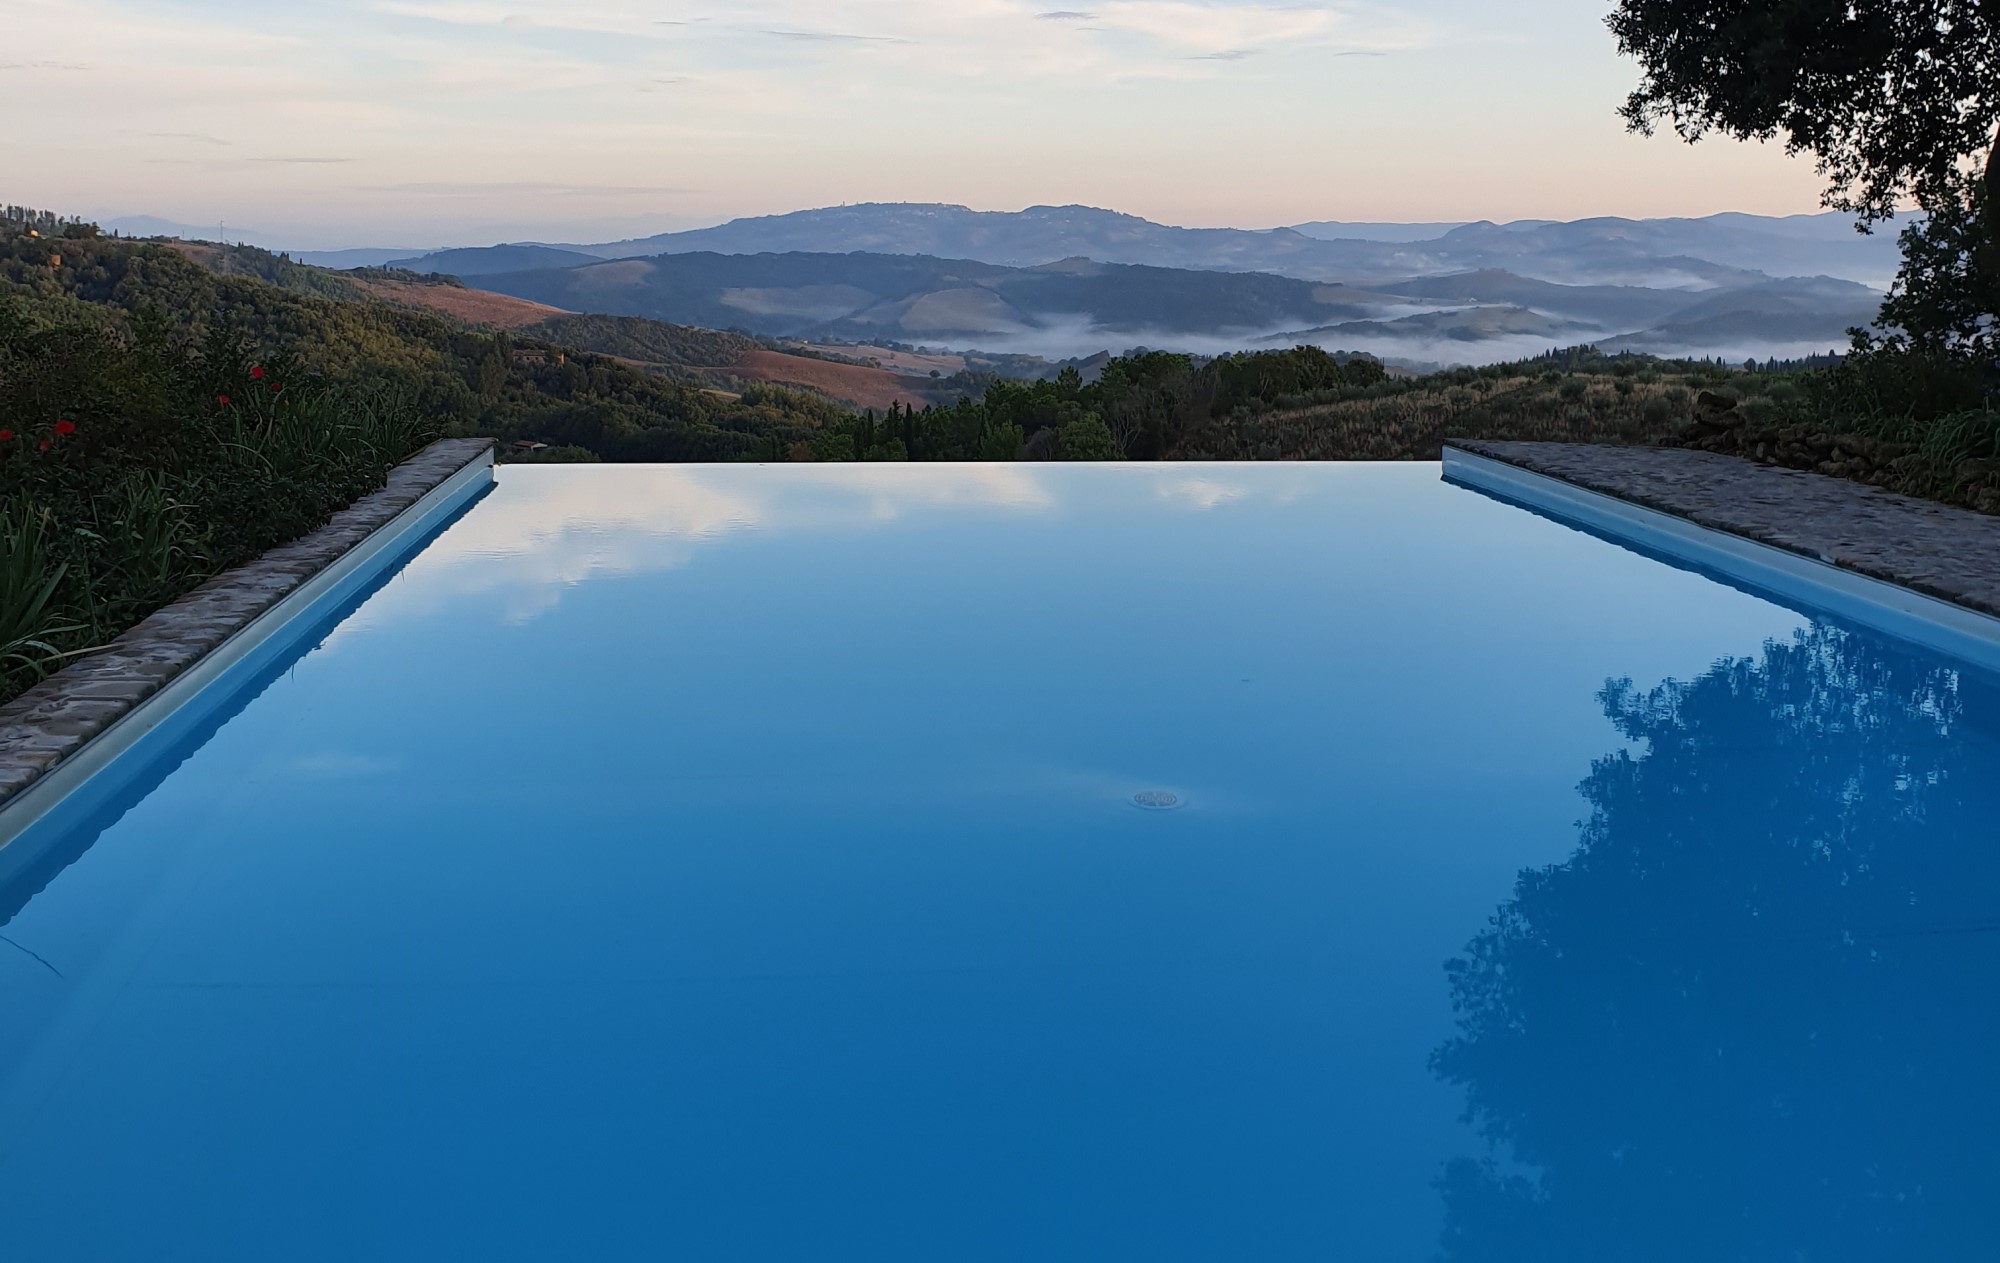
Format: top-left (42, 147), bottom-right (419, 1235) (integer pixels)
top-left (354, 279), bottom-right (572, 329)
top-left (725, 349), bottom-right (936, 411)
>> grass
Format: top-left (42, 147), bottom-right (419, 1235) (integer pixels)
top-left (1179, 367), bottom-right (1701, 460)
top-left (0, 306), bottom-right (438, 705)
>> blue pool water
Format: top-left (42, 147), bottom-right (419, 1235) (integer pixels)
top-left (2, 464), bottom-right (1996, 1260)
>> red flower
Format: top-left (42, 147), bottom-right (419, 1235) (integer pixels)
top-left (38, 440), bottom-right (50, 451)
top-left (249, 365), bottom-right (266, 380)
top-left (270, 381), bottom-right (283, 393)
top-left (0, 429), bottom-right (13, 442)
top-left (52, 419), bottom-right (76, 436)
top-left (217, 394), bottom-right (232, 406)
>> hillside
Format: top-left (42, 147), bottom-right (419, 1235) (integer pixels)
top-left (468, 250), bottom-right (1410, 343)
top-left (390, 203), bottom-right (1905, 290)
top-left (512, 312), bottom-right (949, 409)
top-left (387, 244), bottom-right (601, 276)
top-left (123, 243), bottom-right (954, 414)
top-left (450, 247), bottom-right (1877, 367)
top-left (0, 232), bottom-right (848, 462)
top-left (1292, 306), bottom-right (1575, 344)
top-left (724, 349), bottom-right (936, 411)
top-left (1364, 271), bottom-right (1704, 330)
top-left (350, 276), bottom-right (573, 329)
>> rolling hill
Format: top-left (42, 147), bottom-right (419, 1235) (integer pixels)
top-left (384, 244), bottom-right (601, 276)
top-left (385, 203), bottom-right (1908, 290)
top-left (1595, 276), bottom-right (1885, 355)
top-left (1365, 270), bottom-right (1726, 330)
top-left (454, 246), bottom-right (1880, 365)
top-left (468, 251), bottom-right (1398, 343)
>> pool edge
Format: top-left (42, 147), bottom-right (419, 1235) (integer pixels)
top-left (1442, 446), bottom-right (2000, 673)
top-left (0, 443), bottom-right (494, 852)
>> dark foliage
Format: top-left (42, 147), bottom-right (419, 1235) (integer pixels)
top-left (1607, 1), bottom-right (1997, 224)
top-left (1875, 168), bottom-right (2000, 358)
top-left (795, 348), bottom-right (1392, 462)
top-left (1607, 0), bottom-right (1998, 475)
top-left (1431, 625), bottom-right (2000, 1259)
top-left (0, 230), bottom-right (842, 464)
top-left (0, 295), bottom-right (437, 701)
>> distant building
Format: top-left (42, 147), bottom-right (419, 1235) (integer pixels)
top-left (512, 348), bottom-right (565, 366)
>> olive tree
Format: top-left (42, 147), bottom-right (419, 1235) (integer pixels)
top-left (1607, 0), bottom-right (1998, 348)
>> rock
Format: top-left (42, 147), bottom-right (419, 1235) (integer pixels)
top-left (1691, 390), bottom-right (1739, 434)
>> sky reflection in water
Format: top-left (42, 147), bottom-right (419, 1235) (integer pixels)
top-left (0, 464), bottom-right (1994, 1261)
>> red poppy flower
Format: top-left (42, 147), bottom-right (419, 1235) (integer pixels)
top-left (217, 394), bottom-right (232, 406)
top-left (270, 381), bottom-right (283, 393)
top-left (53, 419), bottom-right (76, 436)
top-left (0, 429), bottom-right (13, 442)
top-left (249, 365), bottom-right (266, 380)
top-left (38, 440), bottom-right (51, 451)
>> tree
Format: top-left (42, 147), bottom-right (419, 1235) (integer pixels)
top-left (1607, 0), bottom-right (1998, 347)
top-left (1877, 166), bottom-right (2000, 353)
top-left (1608, 1), bottom-right (1997, 223)
top-left (1431, 625), bottom-right (2000, 1260)
top-left (1056, 411), bottom-right (1118, 460)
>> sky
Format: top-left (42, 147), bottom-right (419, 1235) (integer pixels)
top-left (1, 0), bottom-right (1837, 251)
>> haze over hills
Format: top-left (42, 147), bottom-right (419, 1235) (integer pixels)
top-left (468, 251), bottom-right (1391, 345)
top-left (1289, 221), bottom-right (1477, 243)
top-left (382, 203), bottom-right (1906, 291)
top-left (276, 201), bottom-right (1906, 368)
top-left (455, 247), bottom-right (1883, 367)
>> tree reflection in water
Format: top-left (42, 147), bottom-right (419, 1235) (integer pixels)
top-left (1431, 624), bottom-right (2000, 1261)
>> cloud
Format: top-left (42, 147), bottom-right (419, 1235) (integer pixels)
top-left (1156, 477), bottom-right (1246, 510)
top-left (364, 181), bottom-right (698, 196)
top-left (335, 464), bottom-right (1057, 631)
top-left (35, 0), bottom-right (1804, 249)
top-left (146, 131), bottom-right (232, 146)
top-left (757, 29), bottom-right (915, 45)
top-left (141, 156), bottom-right (357, 171)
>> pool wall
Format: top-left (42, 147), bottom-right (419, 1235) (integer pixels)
top-left (0, 443), bottom-right (495, 858)
top-left (1444, 446), bottom-right (2000, 673)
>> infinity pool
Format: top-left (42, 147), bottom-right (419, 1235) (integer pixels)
top-left (1, 464), bottom-right (1995, 1260)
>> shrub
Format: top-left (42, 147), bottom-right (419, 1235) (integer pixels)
top-left (0, 303), bottom-right (438, 701)
top-left (1058, 412), bottom-right (1119, 460)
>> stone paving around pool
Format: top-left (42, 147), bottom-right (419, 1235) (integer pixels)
top-left (1450, 441), bottom-right (2000, 621)
top-left (0, 439), bottom-right (494, 809)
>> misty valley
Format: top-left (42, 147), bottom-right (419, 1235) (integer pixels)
top-left (308, 203), bottom-right (1896, 371)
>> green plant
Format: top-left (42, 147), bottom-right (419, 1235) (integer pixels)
top-left (0, 496), bottom-right (88, 678)
top-left (0, 301), bottom-right (442, 702)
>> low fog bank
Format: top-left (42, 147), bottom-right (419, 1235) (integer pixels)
top-left (918, 315), bottom-right (1857, 375)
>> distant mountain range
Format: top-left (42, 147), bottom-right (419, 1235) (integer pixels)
top-left (378, 203), bottom-right (1905, 290)
top-left (448, 247), bottom-right (1882, 366)
top-left (465, 252), bottom-right (1387, 344)
top-left (275, 201), bottom-right (1910, 365)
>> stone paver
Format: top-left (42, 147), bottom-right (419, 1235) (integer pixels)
top-left (1450, 440), bottom-right (2000, 619)
top-left (0, 439), bottom-right (493, 808)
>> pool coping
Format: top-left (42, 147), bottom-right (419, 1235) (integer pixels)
top-left (1443, 443), bottom-right (2000, 672)
top-left (0, 439), bottom-right (495, 843)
